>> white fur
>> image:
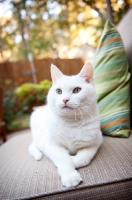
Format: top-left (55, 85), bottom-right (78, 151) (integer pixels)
top-left (29, 62), bottom-right (103, 188)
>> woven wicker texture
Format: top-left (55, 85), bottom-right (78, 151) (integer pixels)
top-left (29, 181), bottom-right (132, 200)
top-left (0, 131), bottom-right (132, 199)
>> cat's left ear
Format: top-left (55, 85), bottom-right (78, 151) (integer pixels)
top-left (51, 64), bottom-right (63, 84)
top-left (79, 62), bottom-right (93, 83)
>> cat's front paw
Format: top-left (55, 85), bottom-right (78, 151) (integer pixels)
top-left (28, 143), bottom-right (42, 161)
top-left (34, 151), bottom-right (42, 161)
top-left (61, 170), bottom-right (82, 188)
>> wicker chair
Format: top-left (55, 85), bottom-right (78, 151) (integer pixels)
top-left (0, 88), bottom-right (7, 143)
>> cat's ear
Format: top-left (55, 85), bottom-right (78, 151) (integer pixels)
top-left (79, 62), bottom-right (93, 83)
top-left (51, 64), bottom-right (63, 83)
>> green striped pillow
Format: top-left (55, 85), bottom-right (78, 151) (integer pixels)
top-left (91, 20), bottom-right (130, 138)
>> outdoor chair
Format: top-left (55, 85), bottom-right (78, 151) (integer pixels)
top-left (0, 88), bottom-right (6, 143)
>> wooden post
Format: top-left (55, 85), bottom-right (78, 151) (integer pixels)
top-left (28, 53), bottom-right (37, 84)
top-left (106, 0), bottom-right (114, 23)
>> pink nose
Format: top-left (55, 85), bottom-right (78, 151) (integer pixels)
top-left (63, 99), bottom-right (69, 104)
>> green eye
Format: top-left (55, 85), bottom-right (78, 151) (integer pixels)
top-left (56, 88), bottom-right (62, 94)
top-left (73, 87), bottom-right (81, 94)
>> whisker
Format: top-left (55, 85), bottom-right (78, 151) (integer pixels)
top-left (79, 104), bottom-right (94, 120)
top-left (73, 108), bottom-right (77, 127)
top-left (87, 96), bottom-right (95, 105)
top-left (74, 108), bottom-right (77, 121)
top-left (76, 107), bottom-right (84, 126)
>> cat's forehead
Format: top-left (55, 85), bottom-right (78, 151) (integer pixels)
top-left (53, 75), bottom-right (84, 88)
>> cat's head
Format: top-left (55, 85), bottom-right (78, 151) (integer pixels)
top-left (47, 62), bottom-right (97, 117)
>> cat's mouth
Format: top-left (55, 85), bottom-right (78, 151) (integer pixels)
top-left (63, 105), bottom-right (73, 109)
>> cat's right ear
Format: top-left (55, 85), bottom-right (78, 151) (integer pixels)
top-left (79, 62), bottom-right (93, 83)
top-left (51, 64), bottom-right (63, 84)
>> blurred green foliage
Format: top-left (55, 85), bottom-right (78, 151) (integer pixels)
top-left (15, 79), bottom-right (52, 113)
top-left (3, 88), bottom-right (22, 130)
top-left (15, 80), bottom-right (52, 98)
top-left (3, 79), bottom-right (52, 131)
top-left (1, 0), bottom-right (131, 62)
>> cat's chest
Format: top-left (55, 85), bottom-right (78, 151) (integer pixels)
top-left (51, 121), bottom-right (98, 154)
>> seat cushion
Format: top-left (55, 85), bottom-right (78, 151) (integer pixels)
top-left (0, 130), bottom-right (132, 199)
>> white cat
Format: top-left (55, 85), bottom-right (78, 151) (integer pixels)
top-left (29, 62), bottom-right (103, 188)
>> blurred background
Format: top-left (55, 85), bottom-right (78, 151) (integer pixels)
top-left (0, 0), bottom-right (132, 136)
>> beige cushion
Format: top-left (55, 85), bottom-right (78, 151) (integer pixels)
top-left (117, 8), bottom-right (132, 128)
top-left (117, 7), bottom-right (132, 68)
top-left (0, 130), bottom-right (132, 199)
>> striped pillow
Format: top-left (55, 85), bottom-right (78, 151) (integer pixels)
top-left (91, 20), bottom-right (130, 138)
